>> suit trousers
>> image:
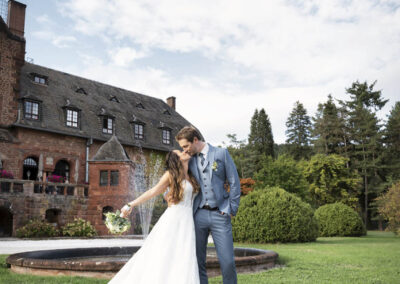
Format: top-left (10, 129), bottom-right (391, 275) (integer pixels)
top-left (194, 208), bottom-right (237, 284)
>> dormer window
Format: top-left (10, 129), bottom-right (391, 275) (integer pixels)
top-left (24, 101), bottom-right (39, 120)
top-left (102, 117), bottom-right (114, 134)
top-left (76, 88), bottom-right (87, 95)
top-left (162, 129), bottom-right (171, 145)
top-left (163, 109), bottom-right (171, 115)
top-left (136, 103), bottom-right (145, 109)
top-left (32, 74), bottom-right (47, 85)
top-left (134, 123), bottom-right (144, 140)
top-left (66, 109), bottom-right (79, 128)
top-left (110, 96), bottom-right (119, 103)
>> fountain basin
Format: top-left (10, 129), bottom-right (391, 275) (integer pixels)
top-left (6, 246), bottom-right (278, 279)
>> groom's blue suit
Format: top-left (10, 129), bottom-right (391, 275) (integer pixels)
top-left (190, 144), bottom-right (241, 284)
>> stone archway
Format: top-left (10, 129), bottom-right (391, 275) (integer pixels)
top-left (23, 156), bottom-right (39, 180)
top-left (53, 160), bottom-right (70, 182)
top-left (0, 206), bottom-right (13, 237)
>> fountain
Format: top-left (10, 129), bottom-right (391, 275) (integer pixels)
top-left (6, 246), bottom-right (279, 279)
top-left (133, 150), bottom-right (164, 237)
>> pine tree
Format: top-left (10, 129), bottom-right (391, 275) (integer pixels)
top-left (285, 101), bottom-right (312, 160)
top-left (340, 80), bottom-right (388, 228)
top-left (312, 95), bottom-right (347, 155)
top-left (248, 108), bottom-right (274, 158)
top-left (383, 101), bottom-right (400, 182)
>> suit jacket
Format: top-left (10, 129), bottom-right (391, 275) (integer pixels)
top-left (190, 144), bottom-right (241, 216)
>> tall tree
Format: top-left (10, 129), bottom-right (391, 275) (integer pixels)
top-left (383, 101), bottom-right (400, 182)
top-left (248, 108), bottom-right (274, 158)
top-left (340, 80), bottom-right (388, 228)
top-left (285, 101), bottom-right (312, 160)
top-left (312, 95), bottom-right (348, 155)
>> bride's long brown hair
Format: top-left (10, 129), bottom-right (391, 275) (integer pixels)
top-left (165, 151), bottom-right (199, 204)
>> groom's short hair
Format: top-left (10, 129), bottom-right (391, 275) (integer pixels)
top-left (176, 126), bottom-right (202, 143)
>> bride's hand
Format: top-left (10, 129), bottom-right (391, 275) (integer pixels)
top-left (120, 204), bottom-right (132, 218)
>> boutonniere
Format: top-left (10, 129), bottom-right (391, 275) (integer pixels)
top-left (212, 161), bottom-right (218, 171)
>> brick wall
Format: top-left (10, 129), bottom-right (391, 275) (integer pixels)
top-left (0, 20), bottom-right (25, 127)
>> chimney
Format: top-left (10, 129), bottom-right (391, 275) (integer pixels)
top-left (7, 0), bottom-right (26, 38)
top-left (166, 96), bottom-right (176, 110)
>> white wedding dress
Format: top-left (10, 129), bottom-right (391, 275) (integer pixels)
top-left (109, 180), bottom-right (200, 284)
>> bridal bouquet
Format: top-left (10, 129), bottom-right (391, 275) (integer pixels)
top-left (104, 210), bottom-right (131, 234)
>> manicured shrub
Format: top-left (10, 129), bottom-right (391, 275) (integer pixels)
top-left (376, 182), bottom-right (400, 235)
top-left (232, 187), bottom-right (318, 243)
top-left (16, 219), bottom-right (59, 238)
top-left (62, 218), bottom-right (97, 237)
top-left (315, 203), bottom-right (366, 237)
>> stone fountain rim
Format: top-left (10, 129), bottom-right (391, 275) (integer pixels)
top-left (6, 246), bottom-right (279, 271)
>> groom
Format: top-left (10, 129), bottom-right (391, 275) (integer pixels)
top-left (176, 126), bottom-right (241, 284)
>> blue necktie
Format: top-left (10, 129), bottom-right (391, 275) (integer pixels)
top-left (199, 153), bottom-right (205, 166)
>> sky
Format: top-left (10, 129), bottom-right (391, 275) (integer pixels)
top-left (15, 0), bottom-right (400, 145)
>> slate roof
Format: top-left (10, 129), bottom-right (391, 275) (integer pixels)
top-left (14, 62), bottom-right (195, 152)
top-left (92, 135), bottom-right (130, 162)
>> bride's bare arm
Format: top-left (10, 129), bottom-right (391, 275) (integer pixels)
top-left (121, 172), bottom-right (170, 217)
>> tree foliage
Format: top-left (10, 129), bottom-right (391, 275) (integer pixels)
top-left (383, 102), bottom-right (400, 182)
top-left (339, 80), bottom-right (387, 227)
top-left (248, 108), bottom-right (274, 158)
top-left (285, 101), bottom-right (312, 160)
top-left (312, 95), bottom-right (349, 156)
top-left (376, 182), bottom-right (400, 235)
top-left (254, 155), bottom-right (309, 200)
top-left (303, 154), bottom-right (361, 209)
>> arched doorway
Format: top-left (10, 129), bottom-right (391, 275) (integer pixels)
top-left (53, 160), bottom-right (70, 182)
top-left (45, 208), bottom-right (61, 226)
top-left (23, 156), bottom-right (38, 180)
top-left (0, 207), bottom-right (13, 237)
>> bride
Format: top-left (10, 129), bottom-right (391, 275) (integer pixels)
top-left (108, 150), bottom-right (200, 284)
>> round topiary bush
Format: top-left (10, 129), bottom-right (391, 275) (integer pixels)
top-left (232, 187), bottom-right (318, 243)
top-left (314, 203), bottom-right (366, 237)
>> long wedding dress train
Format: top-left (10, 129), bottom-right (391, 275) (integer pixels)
top-left (109, 180), bottom-right (200, 284)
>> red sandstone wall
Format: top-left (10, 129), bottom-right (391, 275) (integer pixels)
top-left (88, 161), bottom-right (136, 235)
top-left (0, 22), bottom-right (25, 127)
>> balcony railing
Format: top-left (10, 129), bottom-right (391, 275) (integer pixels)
top-left (0, 178), bottom-right (89, 197)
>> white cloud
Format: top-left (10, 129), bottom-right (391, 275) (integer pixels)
top-left (53, 0), bottom-right (400, 143)
top-left (52, 35), bottom-right (77, 48)
top-left (108, 47), bottom-right (147, 67)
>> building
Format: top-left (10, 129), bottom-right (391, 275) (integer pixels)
top-left (0, 0), bottom-right (195, 236)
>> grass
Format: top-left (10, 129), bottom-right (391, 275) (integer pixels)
top-left (1, 231), bottom-right (399, 284)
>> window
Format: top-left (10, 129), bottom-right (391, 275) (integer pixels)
top-left (76, 88), bottom-right (87, 95)
top-left (110, 96), bottom-right (119, 103)
top-left (100, 170), bottom-right (108, 186)
top-left (66, 109), bottom-right (79, 128)
top-left (162, 129), bottom-right (171, 145)
top-left (102, 117), bottom-right (113, 134)
top-left (136, 103), bottom-right (145, 109)
top-left (24, 101), bottom-right (39, 120)
top-left (134, 123), bottom-right (144, 139)
top-left (34, 75), bottom-right (46, 85)
top-left (163, 109), bottom-right (171, 115)
top-left (110, 171), bottom-right (119, 186)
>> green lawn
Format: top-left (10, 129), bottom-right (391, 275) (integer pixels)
top-left (1, 231), bottom-right (399, 284)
